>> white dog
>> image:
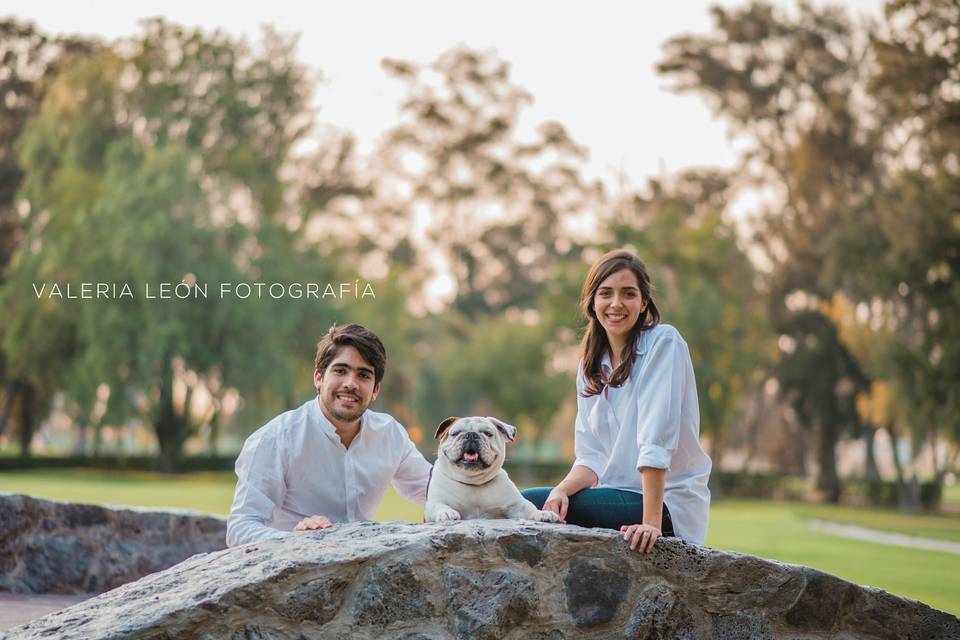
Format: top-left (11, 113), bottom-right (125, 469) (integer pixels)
top-left (424, 416), bottom-right (560, 523)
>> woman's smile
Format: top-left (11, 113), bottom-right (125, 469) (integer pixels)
top-left (594, 268), bottom-right (645, 339)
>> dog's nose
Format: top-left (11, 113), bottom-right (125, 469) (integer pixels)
top-left (464, 432), bottom-right (480, 441)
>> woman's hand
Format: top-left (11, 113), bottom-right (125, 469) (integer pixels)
top-left (294, 515), bottom-right (332, 531)
top-left (543, 486), bottom-right (570, 523)
top-left (621, 523), bottom-right (661, 553)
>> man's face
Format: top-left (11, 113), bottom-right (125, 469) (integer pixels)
top-left (314, 345), bottom-right (380, 426)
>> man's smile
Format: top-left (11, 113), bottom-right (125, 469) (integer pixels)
top-left (337, 393), bottom-right (360, 404)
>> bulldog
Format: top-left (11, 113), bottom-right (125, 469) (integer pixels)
top-left (424, 416), bottom-right (561, 523)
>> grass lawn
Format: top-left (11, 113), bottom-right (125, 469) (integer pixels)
top-left (791, 501), bottom-right (960, 543)
top-left (2, 469), bottom-right (958, 615)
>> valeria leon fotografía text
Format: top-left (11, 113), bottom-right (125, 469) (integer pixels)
top-left (30, 281), bottom-right (377, 301)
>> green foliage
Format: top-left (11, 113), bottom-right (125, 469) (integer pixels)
top-left (4, 3), bottom-right (956, 485)
top-left (0, 20), bottom-right (329, 467)
top-left (653, 0), bottom-right (960, 501)
top-left (414, 311), bottom-right (569, 442)
top-left (0, 19), bottom-right (101, 450)
top-left (658, 1), bottom-right (884, 501)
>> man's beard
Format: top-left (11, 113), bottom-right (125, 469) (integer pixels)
top-left (323, 393), bottom-right (367, 423)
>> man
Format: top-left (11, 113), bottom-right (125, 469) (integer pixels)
top-left (226, 323), bottom-right (432, 546)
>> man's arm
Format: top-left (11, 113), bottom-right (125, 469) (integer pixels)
top-left (226, 427), bottom-right (291, 547)
top-left (391, 433), bottom-right (432, 507)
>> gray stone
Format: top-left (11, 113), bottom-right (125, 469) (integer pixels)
top-left (1, 519), bottom-right (957, 640)
top-left (700, 551), bottom-right (805, 615)
top-left (353, 561), bottom-right (433, 627)
top-left (274, 574), bottom-right (349, 625)
top-left (442, 566), bottom-right (536, 640)
top-left (624, 583), bottom-right (696, 640)
top-left (0, 493), bottom-right (226, 596)
top-left (498, 532), bottom-right (548, 567)
top-left (564, 556), bottom-right (630, 628)
top-left (784, 567), bottom-right (855, 633)
top-left (710, 613), bottom-right (772, 640)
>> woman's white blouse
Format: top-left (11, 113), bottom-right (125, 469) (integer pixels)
top-left (573, 323), bottom-right (712, 544)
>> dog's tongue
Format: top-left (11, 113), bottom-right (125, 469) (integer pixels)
top-left (463, 452), bottom-right (479, 462)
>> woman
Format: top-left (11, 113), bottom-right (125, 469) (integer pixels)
top-left (523, 249), bottom-right (711, 552)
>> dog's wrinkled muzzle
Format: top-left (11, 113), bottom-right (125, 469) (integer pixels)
top-left (458, 437), bottom-right (486, 466)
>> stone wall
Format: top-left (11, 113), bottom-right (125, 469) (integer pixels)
top-left (4, 520), bottom-right (958, 639)
top-left (0, 493), bottom-right (226, 595)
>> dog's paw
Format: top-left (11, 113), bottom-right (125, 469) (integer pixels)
top-left (429, 506), bottom-right (462, 522)
top-left (532, 509), bottom-right (561, 523)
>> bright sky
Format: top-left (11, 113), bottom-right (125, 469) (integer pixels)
top-left (6, 0), bottom-right (882, 189)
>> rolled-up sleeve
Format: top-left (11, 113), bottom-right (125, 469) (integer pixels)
top-left (226, 427), bottom-right (291, 547)
top-left (573, 367), bottom-right (606, 479)
top-left (635, 334), bottom-right (686, 471)
top-left (391, 434), bottom-right (432, 506)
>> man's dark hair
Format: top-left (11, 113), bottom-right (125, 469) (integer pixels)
top-left (314, 323), bottom-right (387, 384)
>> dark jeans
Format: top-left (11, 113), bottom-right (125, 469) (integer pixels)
top-left (523, 486), bottom-right (675, 535)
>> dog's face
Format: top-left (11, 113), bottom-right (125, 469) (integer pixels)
top-left (434, 416), bottom-right (516, 481)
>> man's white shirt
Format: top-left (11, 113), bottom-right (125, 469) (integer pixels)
top-left (226, 398), bottom-right (432, 547)
top-left (573, 323), bottom-right (712, 545)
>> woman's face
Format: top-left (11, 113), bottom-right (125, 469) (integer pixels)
top-left (593, 268), bottom-right (645, 341)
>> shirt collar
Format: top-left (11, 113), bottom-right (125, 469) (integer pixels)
top-left (309, 397), bottom-right (366, 446)
top-left (601, 328), bottom-right (651, 368)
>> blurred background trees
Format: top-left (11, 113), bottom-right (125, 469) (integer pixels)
top-left (0, 1), bottom-right (957, 509)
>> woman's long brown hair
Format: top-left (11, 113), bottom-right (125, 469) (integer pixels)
top-left (579, 250), bottom-right (660, 397)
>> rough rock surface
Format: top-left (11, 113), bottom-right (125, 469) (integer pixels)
top-left (0, 492), bottom-right (226, 595)
top-left (3, 520), bottom-right (957, 640)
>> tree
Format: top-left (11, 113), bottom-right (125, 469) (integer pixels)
top-left (1, 21), bottom-right (332, 469)
top-left (0, 19), bottom-right (98, 455)
top-left (865, 0), bottom-right (960, 489)
top-left (414, 310), bottom-right (570, 450)
top-left (343, 47), bottom-right (598, 318)
top-left (657, 1), bottom-right (879, 500)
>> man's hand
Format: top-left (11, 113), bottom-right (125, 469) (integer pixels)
top-left (620, 523), bottom-right (662, 553)
top-left (294, 515), bottom-right (333, 531)
top-left (543, 486), bottom-right (570, 523)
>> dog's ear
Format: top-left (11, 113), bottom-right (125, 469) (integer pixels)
top-left (435, 417), bottom-right (460, 440)
top-left (486, 417), bottom-right (517, 442)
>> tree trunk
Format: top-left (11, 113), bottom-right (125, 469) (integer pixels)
top-left (902, 474), bottom-right (922, 513)
top-left (740, 387), bottom-right (763, 472)
top-left (863, 424), bottom-right (881, 483)
top-left (884, 424), bottom-right (921, 512)
top-left (155, 357), bottom-right (186, 472)
top-left (74, 415), bottom-right (88, 456)
top-left (93, 421), bottom-right (103, 456)
top-left (206, 408), bottom-right (221, 456)
top-left (816, 420), bottom-right (841, 503)
top-left (18, 383), bottom-right (34, 460)
top-left (0, 381), bottom-right (17, 439)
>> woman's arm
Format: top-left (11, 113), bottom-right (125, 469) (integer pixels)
top-left (640, 466), bottom-right (665, 530)
top-left (542, 464), bottom-right (598, 522)
top-left (624, 332), bottom-right (686, 552)
top-left (621, 467), bottom-right (665, 553)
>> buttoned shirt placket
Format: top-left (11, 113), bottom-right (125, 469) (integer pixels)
top-left (343, 418), bottom-right (363, 522)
